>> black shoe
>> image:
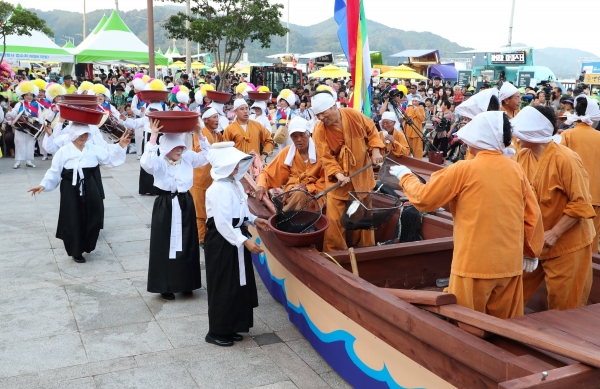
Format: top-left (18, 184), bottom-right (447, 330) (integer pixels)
top-left (160, 293), bottom-right (175, 300)
top-left (72, 255), bottom-right (86, 263)
top-left (205, 333), bottom-right (233, 347)
top-left (232, 333), bottom-right (243, 341)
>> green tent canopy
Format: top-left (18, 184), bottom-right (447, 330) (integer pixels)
top-left (73, 10), bottom-right (167, 66)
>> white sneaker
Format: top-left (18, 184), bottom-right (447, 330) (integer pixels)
top-left (13, 162), bottom-right (20, 169)
top-left (41, 156), bottom-right (48, 161)
top-left (25, 162), bottom-right (36, 168)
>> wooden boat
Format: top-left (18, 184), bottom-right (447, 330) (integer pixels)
top-left (241, 159), bottom-right (600, 388)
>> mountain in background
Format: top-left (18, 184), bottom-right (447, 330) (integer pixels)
top-left (28, 6), bottom-right (587, 78)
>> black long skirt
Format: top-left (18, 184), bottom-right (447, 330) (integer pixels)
top-left (147, 190), bottom-right (202, 293)
top-left (56, 167), bottom-right (104, 257)
top-left (139, 132), bottom-right (159, 195)
top-left (205, 217), bottom-right (258, 335)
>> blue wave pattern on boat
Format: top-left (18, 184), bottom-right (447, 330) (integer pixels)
top-left (252, 238), bottom-right (421, 389)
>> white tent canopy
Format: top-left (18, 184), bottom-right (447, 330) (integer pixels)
top-left (3, 29), bottom-right (74, 65)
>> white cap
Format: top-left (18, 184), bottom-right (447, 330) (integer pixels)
top-left (499, 82), bottom-right (519, 103)
top-left (202, 107), bottom-right (218, 119)
top-left (512, 106), bottom-right (554, 143)
top-left (233, 98), bottom-right (248, 110)
top-left (287, 116), bottom-right (310, 135)
top-left (251, 100), bottom-right (267, 111)
top-left (311, 92), bottom-right (336, 114)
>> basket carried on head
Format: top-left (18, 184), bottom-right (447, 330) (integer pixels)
top-left (341, 191), bottom-right (402, 230)
top-left (272, 189), bottom-right (323, 233)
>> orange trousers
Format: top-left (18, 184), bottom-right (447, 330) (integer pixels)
top-left (446, 274), bottom-right (524, 319)
top-left (189, 185), bottom-right (207, 243)
top-left (408, 137), bottom-right (423, 159)
top-left (322, 192), bottom-right (375, 252)
top-left (523, 244), bottom-right (593, 310)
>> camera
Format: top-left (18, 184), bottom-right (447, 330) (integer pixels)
top-left (538, 78), bottom-right (554, 105)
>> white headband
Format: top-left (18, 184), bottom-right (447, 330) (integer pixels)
top-left (511, 106), bottom-right (554, 144)
top-left (311, 93), bottom-right (335, 114)
top-left (202, 108), bottom-right (218, 119)
top-left (499, 82), bottom-right (519, 102)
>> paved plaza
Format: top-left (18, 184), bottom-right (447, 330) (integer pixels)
top-left (0, 153), bottom-right (351, 389)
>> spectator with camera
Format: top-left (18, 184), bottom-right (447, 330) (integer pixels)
top-left (431, 100), bottom-right (454, 158)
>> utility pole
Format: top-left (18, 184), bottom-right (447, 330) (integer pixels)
top-left (186, 0), bottom-right (191, 73)
top-left (147, 0), bottom-right (155, 77)
top-left (83, 0), bottom-right (87, 40)
top-left (115, 0), bottom-right (119, 11)
top-left (285, 0), bottom-right (289, 53)
top-left (507, 0), bottom-right (516, 47)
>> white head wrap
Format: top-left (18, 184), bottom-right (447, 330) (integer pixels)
top-left (208, 101), bottom-right (225, 116)
top-left (195, 90), bottom-right (203, 105)
top-left (233, 98), bottom-right (248, 110)
top-left (455, 89), bottom-right (500, 119)
top-left (176, 91), bottom-right (189, 104)
top-left (285, 117), bottom-right (316, 167)
top-left (457, 111), bottom-right (514, 157)
top-left (251, 100), bottom-right (267, 114)
top-left (69, 123), bottom-right (92, 142)
top-left (312, 92), bottom-right (336, 114)
top-left (159, 134), bottom-right (187, 155)
top-left (202, 108), bottom-right (218, 120)
top-left (511, 106), bottom-right (554, 144)
top-left (380, 111), bottom-right (401, 130)
top-left (207, 142), bottom-right (253, 181)
top-left (565, 95), bottom-right (600, 125)
top-left (499, 82), bottom-right (519, 103)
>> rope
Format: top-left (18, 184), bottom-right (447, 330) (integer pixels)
top-left (320, 252), bottom-right (344, 268)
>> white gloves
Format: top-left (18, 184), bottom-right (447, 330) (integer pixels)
top-left (523, 257), bottom-right (539, 273)
top-left (389, 165), bottom-right (412, 180)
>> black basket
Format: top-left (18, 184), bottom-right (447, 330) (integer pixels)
top-left (272, 189), bottom-right (323, 233)
top-left (340, 191), bottom-right (402, 231)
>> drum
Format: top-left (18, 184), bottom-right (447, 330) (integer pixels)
top-left (98, 114), bottom-right (127, 143)
top-left (13, 111), bottom-right (44, 139)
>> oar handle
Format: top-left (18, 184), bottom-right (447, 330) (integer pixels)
top-left (315, 152), bottom-right (389, 200)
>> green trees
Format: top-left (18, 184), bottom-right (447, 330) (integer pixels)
top-left (0, 2), bottom-right (53, 63)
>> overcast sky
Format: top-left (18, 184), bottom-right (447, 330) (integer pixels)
top-left (14, 0), bottom-right (600, 57)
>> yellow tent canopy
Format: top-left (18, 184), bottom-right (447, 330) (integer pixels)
top-left (169, 61), bottom-right (186, 68)
top-left (191, 61), bottom-right (209, 69)
top-left (235, 66), bottom-right (250, 74)
top-left (379, 65), bottom-right (428, 80)
top-left (309, 64), bottom-right (351, 79)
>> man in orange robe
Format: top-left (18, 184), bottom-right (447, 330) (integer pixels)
top-left (190, 108), bottom-right (224, 244)
top-left (255, 116), bottom-right (324, 201)
top-left (224, 99), bottom-right (275, 158)
top-left (392, 111), bottom-right (544, 319)
top-left (512, 106), bottom-right (596, 310)
top-left (311, 91), bottom-right (385, 252)
top-left (379, 111), bottom-right (410, 157)
top-left (561, 95), bottom-right (600, 253)
top-left (499, 82), bottom-right (522, 154)
top-left (403, 99), bottom-right (426, 159)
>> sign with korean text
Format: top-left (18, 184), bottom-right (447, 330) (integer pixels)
top-left (490, 51), bottom-right (526, 65)
top-left (584, 73), bottom-right (600, 84)
top-left (518, 71), bottom-right (535, 87)
top-left (457, 71), bottom-right (471, 87)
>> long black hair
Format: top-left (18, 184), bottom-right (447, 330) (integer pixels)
top-left (502, 112), bottom-right (512, 147)
top-left (487, 95), bottom-right (500, 111)
top-left (575, 96), bottom-right (588, 117)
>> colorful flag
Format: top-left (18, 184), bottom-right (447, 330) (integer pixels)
top-left (334, 0), bottom-right (371, 117)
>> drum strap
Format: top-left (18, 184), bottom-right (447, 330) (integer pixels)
top-left (22, 102), bottom-right (39, 117)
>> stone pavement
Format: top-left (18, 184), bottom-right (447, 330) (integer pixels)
top-left (0, 153), bottom-right (352, 389)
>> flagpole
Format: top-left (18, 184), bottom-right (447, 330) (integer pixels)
top-left (147, 0), bottom-right (155, 78)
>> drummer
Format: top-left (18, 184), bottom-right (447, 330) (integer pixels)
top-left (34, 79), bottom-right (52, 161)
top-left (8, 81), bottom-right (42, 169)
top-left (90, 84), bottom-right (125, 144)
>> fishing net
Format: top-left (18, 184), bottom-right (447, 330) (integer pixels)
top-left (272, 189), bottom-right (322, 233)
top-left (378, 203), bottom-right (424, 245)
top-left (340, 191), bottom-right (402, 231)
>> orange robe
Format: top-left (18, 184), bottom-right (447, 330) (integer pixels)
top-left (379, 129), bottom-right (410, 157)
top-left (257, 145), bottom-right (325, 194)
top-left (515, 142), bottom-right (596, 310)
top-left (312, 108), bottom-right (385, 252)
top-left (223, 120), bottom-right (275, 155)
top-left (190, 129), bottom-right (223, 242)
top-left (403, 106), bottom-right (426, 159)
top-left (561, 122), bottom-right (600, 252)
top-left (401, 150), bottom-right (544, 318)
